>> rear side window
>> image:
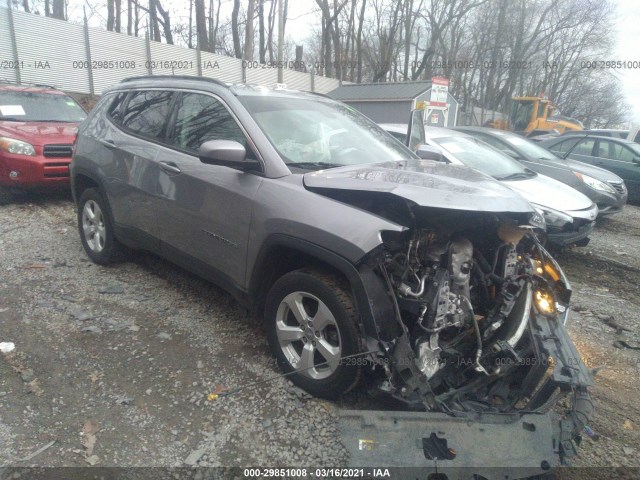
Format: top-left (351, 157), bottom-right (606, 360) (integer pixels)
top-left (170, 93), bottom-right (249, 154)
top-left (121, 90), bottom-right (174, 140)
top-left (548, 137), bottom-right (580, 154)
top-left (598, 140), bottom-right (635, 162)
top-left (573, 139), bottom-right (596, 156)
top-left (107, 92), bottom-right (128, 124)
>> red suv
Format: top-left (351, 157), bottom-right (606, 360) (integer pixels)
top-left (0, 83), bottom-right (86, 203)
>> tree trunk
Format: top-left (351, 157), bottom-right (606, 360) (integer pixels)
top-left (149, 0), bottom-right (161, 42)
top-left (22, 0), bottom-right (30, 13)
top-left (231, 0), bottom-right (242, 59)
top-left (267, 0), bottom-right (277, 62)
top-left (127, 0), bottom-right (133, 35)
top-left (134, 0), bottom-right (140, 36)
top-left (189, 0), bottom-right (193, 48)
top-left (115, 0), bottom-right (122, 33)
top-left (355, 0), bottom-right (366, 82)
top-left (258, 0), bottom-right (266, 63)
top-left (107, 0), bottom-right (115, 30)
top-left (153, 0), bottom-right (174, 44)
top-left (51, 0), bottom-right (65, 19)
top-left (245, 0), bottom-right (256, 61)
top-left (195, 0), bottom-right (209, 51)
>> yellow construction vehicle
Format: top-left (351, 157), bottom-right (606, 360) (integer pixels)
top-left (490, 95), bottom-right (583, 137)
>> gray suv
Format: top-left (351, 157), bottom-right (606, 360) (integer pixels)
top-left (71, 76), bottom-right (592, 472)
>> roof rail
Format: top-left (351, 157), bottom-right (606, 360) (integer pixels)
top-left (0, 79), bottom-right (56, 89)
top-left (120, 75), bottom-right (228, 88)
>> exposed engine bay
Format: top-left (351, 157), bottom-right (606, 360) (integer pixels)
top-left (356, 207), bottom-right (593, 460)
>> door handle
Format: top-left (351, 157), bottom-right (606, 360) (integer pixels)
top-left (98, 138), bottom-right (116, 149)
top-left (159, 161), bottom-right (181, 175)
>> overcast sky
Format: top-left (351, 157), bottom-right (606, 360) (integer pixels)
top-left (63, 0), bottom-right (640, 124)
top-left (615, 0), bottom-right (640, 124)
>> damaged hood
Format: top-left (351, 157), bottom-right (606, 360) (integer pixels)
top-left (303, 159), bottom-right (534, 213)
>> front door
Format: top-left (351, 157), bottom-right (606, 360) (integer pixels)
top-left (155, 91), bottom-right (263, 289)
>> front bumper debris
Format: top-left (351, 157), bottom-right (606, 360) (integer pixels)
top-left (339, 409), bottom-right (559, 479)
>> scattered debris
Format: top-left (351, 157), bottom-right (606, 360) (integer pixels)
top-left (0, 342), bottom-right (15, 353)
top-left (81, 326), bottom-right (103, 334)
top-left (19, 439), bottom-right (57, 462)
top-left (21, 263), bottom-right (49, 270)
top-left (98, 285), bottom-right (125, 294)
top-left (70, 309), bottom-right (93, 321)
top-left (184, 448), bottom-right (206, 466)
top-left (26, 379), bottom-right (44, 396)
top-left (85, 454), bottom-right (100, 466)
top-left (157, 332), bottom-right (172, 340)
top-left (116, 395), bottom-right (134, 406)
top-left (82, 419), bottom-right (99, 456)
top-left (613, 340), bottom-right (640, 351)
top-left (19, 368), bottom-right (35, 383)
top-left (599, 315), bottom-right (631, 334)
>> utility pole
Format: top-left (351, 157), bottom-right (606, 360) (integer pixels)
top-left (277, 0), bottom-right (283, 83)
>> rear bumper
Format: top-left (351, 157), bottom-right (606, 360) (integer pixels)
top-left (0, 154), bottom-right (70, 188)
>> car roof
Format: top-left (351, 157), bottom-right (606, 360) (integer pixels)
top-left (547, 134), bottom-right (637, 145)
top-left (0, 83), bottom-right (66, 95)
top-left (454, 126), bottom-right (517, 137)
top-left (108, 75), bottom-right (326, 102)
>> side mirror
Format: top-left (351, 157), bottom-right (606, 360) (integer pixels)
top-left (416, 144), bottom-right (444, 161)
top-left (198, 140), bottom-right (261, 171)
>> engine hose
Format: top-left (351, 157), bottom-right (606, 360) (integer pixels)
top-left (464, 296), bottom-right (486, 374)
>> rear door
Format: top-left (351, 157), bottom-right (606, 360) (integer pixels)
top-left (595, 139), bottom-right (640, 197)
top-left (107, 89), bottom-right (176, 246)
top-left (155, 91), bottom-right (263, 289)
top-left (565, 137), bottom-right (597, 164)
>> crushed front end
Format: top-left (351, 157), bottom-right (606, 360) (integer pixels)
top-left (346, 205), bottom-right (593, 478)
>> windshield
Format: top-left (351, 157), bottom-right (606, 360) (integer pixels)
top-left (0, 91), bottom-right (87, 122)
top-left (510, 101), bottom-right (533, 131)
top-left (431, 135), bottom-right (530, 179)
top-left (501, 132), bottom-right (559, 160)
top-left (237, 95), bottom-right (414, 168)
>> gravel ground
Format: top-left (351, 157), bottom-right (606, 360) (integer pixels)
top-left (0, 192), bottom-right (348, 470)
top-left (1, 192), bottom-right (639, 477)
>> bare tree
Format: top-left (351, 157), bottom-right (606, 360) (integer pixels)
top-left (195, 0), bottom-right (208, 50)
top-left (51, 0), bottom-right (64, 20)
top-left (245, 0), bottom-right (256, 60)
top-left (231, 0), bottom-right (243, 59)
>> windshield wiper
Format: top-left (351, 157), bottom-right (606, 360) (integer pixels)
top-left (286, 161), bottom-right (343, 170)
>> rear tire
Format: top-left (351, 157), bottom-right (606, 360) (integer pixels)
top-left (265, 269), bottom-right (362, 398)
top-left (77, 188), bottom-right (124, 265)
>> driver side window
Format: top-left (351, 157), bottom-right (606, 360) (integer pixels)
top-left (170, 93), bottom-right (250, 156)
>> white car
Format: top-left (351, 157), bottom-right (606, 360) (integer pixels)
top-left (381, 121), bottom-right (598, 247)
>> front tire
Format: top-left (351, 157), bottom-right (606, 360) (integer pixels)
top-left (0, 186), bottom-right (12, 205)
top-left (77, 188), bottom-right (123, 265)
top-left (265, 269), bottom-right (362, 398)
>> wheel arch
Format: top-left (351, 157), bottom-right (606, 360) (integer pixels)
top-left (249, 234), bottom-right (395, 343)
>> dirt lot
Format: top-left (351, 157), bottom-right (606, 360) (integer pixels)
top-left (1, 192), bottom-right (639, 478)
